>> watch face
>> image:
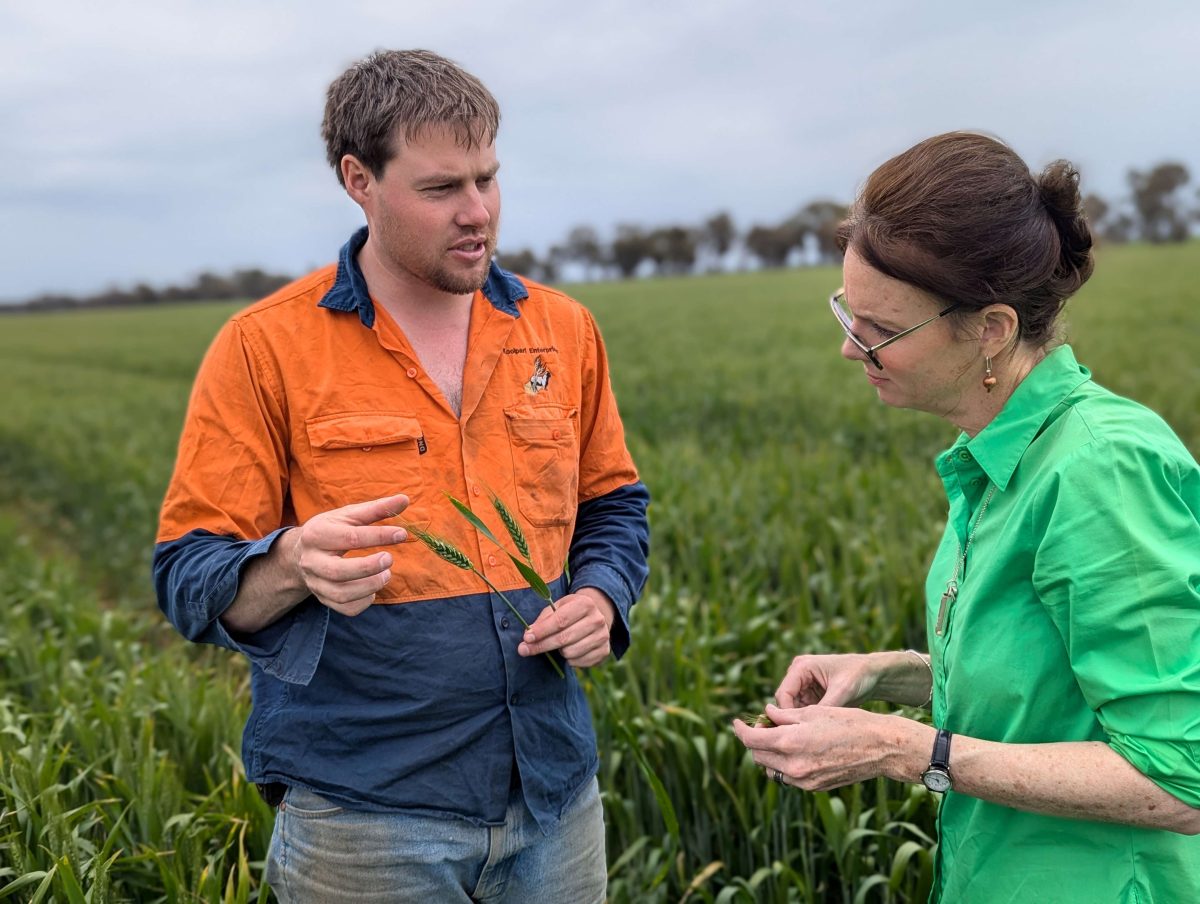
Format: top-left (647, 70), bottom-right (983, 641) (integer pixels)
top-left (922, 768), bottom-right (952, 793)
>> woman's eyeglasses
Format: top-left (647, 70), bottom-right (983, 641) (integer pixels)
top-left (830, 288), bottom-right (962, 370)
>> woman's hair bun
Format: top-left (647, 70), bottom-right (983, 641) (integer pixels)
top-left (840, 133), bottom-right (1097, 345)
top-left (1038, 160), bottom-right (1095, 298)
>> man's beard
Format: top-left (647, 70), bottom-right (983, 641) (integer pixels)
top-left (424, 233), bottom-right (497, 295)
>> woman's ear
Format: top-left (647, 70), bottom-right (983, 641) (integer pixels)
top-left (979, 304), bottom-right (1020, 356)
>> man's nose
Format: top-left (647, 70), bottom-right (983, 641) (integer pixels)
top-left (456, 186), bottom-right (491, 228)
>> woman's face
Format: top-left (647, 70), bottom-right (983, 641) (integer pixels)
top-left (839, 247), bottom-right (978, 418)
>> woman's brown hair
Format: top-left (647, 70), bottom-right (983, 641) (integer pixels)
top-left (836, 132), bottom-right (1094, 346)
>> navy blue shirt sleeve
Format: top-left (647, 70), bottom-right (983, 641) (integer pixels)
top-left (152, 529), bottom-right (329, 685)
top-left (567, 480), bottom-right (650, 659)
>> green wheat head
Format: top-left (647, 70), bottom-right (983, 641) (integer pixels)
top-left (489, 493), bottom-right (531, 562)
top-left (407, 526), bottom-right (474, 570)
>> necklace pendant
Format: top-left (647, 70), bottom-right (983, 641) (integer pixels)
top-left (935, 582), bottom-right (957, 636)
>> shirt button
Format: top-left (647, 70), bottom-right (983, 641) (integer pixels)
top-left (509, 694), bottom-right (518, 706)
top-left (501, 617), bottom-right (510, 629)
top-left (552, 429), bottom-right (561, 439)
top-left (406, 367), bottom-right (417, 378)
top-left (488, 554), bottom-right (498, 566)
top-left (958, 450), bottom-right (971, 462)
top-left (472, 485), bottom-right (481, 497)
top-left (361, 446), bottom-right (372, 452)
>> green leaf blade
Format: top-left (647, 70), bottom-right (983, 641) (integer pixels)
top-left (445, 493), bottom-right (505, 548)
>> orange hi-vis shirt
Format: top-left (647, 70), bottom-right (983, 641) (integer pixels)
top-left (158, 247), bottom-right (639, 605)
top-left (153, 228), bottom-right (649, 830)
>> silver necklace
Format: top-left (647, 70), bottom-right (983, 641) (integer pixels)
top-left (935, 483), bottom-right (997, 636)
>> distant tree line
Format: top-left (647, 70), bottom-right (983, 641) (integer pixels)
top-left (1083, 162), bottom-right (1200, 244)
top-left (503, 161), bottom-right (1199, 283)
top-left (6, 268), bottom-right (294, 314)
top-left (5, 161), bottom-right (1197, 313)
top-left (497, 201), bottom-right (850, 284)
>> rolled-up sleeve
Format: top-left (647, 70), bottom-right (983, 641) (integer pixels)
top-left (1033, 438), bottom-right (1200, 806)
top-left (153, 529), bottom-right (329, 685)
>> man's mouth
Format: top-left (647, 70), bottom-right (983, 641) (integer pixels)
top-left (450, 237), bottom-right (489, 257)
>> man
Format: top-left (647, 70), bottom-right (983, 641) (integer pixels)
top-left (154, 49), bottom-right (649, 903)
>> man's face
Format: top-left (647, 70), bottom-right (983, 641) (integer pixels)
top-left (365, 125), bottom-right (500, 296)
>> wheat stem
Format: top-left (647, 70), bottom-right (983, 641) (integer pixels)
top-left (475, 572), bottom-right (565, 679)
top-left (407, 525), bottom-right (565, 678)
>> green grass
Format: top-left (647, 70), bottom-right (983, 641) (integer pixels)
top-left (1, 242), bottom-right (1197, 901)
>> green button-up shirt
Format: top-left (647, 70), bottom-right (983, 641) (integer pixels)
top-left (926, 345), bottom-right (1200, 903)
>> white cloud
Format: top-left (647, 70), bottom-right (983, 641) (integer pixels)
top-left (2, 0), bottom-right (1198, 299)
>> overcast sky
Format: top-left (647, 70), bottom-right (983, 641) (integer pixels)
top-left (2, 0), bottom-right (1197, 301)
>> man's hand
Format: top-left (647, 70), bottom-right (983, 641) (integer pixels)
top-left (288, 493), bottom-right (410, 617)
top-left (518, 588), bottom-right (616, 668)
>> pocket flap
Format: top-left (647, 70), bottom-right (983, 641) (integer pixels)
top-left (504, 406), bottom-right (578, 443)
top-left (306, 413), bottom-right (423, 450)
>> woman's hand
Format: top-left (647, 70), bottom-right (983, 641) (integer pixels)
top-left (776, 652), bottom-right (885, 709)
top-left (776, 651), bottom-right (932, 710)
top-left (733, 703), bottom-right (931, 791)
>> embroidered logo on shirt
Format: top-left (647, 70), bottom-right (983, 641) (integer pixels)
top-left (504, 345), bottom-right (558, 356)
top-left (524, 356), bottom-right (552, 395)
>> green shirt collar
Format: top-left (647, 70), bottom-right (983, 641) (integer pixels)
top-left (955, 345), bottom-right (1092, 491)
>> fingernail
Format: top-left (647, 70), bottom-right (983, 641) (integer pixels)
top-left (394, 529), bottom-right (407, 542)
top-left (517, 643), bottom-right (530, 656)
top-left (380, 553), bottom-right (392, 568)
top-left (523, 631), bottom-right (535, 643)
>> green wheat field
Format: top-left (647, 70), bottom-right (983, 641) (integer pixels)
top-left (2, 243), bottom-right (1198, 902)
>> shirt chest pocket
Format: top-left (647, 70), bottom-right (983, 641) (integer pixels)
top-left (305, 413), bottom-right (428, 526)
top-left (505, 406), bottom-right (579, 527)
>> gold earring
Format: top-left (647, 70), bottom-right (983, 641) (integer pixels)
top-left (983, 356), bottom-right (997, 392)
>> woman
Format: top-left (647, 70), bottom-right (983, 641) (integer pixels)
top-left (733, 132), bottom-right (1200, 902)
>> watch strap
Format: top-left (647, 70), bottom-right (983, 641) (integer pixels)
top-left (930, 728), bottom-right (953, 769)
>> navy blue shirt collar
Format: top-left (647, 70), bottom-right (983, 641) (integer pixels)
top-left (318, 226), bottom-right (528, 327)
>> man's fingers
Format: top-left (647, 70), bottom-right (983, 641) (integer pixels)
top-left (557, 628), bottom-right (611, 664)
top-left (304, 550), bottom-right (395, 585)
top-left (312, 568), bottom-right (393, 607)
top-left (522, 603), bottom-right (573, 645)
top-left (323, 594), bottom-right (377, 617)
top-left (333, 493), bottom-right (411, 527)
top-left (515, 594), bottom-right (614, 664)
top-left (522, 603), bottom-right (604, 656)
top-left (307, 522), bottom-right (408, 554)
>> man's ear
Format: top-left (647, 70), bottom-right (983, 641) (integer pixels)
top-left (341, 155), bottom-right (373, 206)
top-left (979, 304), bottom-right (1020, 356)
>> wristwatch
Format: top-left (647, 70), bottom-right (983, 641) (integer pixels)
top-left (921, 729), bottom-right (954, 793)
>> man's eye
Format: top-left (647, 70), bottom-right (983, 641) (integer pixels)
top-left (476, 176), bottom-right (494, 187)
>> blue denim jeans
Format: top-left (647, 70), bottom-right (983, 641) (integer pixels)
top-left (265, 778), bottom-right (606, 903)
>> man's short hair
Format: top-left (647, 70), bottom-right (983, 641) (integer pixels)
top-left (321, 49), bottom-right (500, 186)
